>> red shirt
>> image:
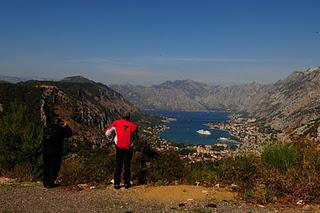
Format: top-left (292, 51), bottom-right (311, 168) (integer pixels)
top-left (105, 119), bottom-right (138, 149)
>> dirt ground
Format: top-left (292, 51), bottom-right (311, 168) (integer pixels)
top-left (0, 179), bottom-right (319, 213)
top-left (131, 184), bottom-right (236, 203)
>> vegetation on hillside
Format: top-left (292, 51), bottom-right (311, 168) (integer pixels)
top-left (0, 102), bottom-right (43, 180)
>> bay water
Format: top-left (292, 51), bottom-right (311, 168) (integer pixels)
top-left (148, 111), bottom-right (232, 145)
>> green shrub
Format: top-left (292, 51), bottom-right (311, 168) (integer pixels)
top-left (148, 150), bottom-right (184, 183)
top-left (261, 142), bottom-right (298, 172)
top-left (0, 102), bottom-right (43, 179)
top-left (178, 148), bottom-right (196, 155)
top-left (132, 140), bottom-right (158, 184)
top-left (216, 154), bottom-right (261, 191)
top-left (186, 161), bottom-right (217, 185)
top-left (244, 183), bottom-right (276, 204)
top-left (60, 140), bottom-right (115, 185)
top-left (60, 154), bottom-right (115, 185)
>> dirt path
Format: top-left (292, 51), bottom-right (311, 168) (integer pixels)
top-left (0, 182), bottom-right (315, 212)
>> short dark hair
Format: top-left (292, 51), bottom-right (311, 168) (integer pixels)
top-left (122, 111), bottom-right (131, 120)
top-left (54, 117), bottom-right (63, 125)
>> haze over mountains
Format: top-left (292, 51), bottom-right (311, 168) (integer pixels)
top-left (111, 67), bottom-right (320, 131)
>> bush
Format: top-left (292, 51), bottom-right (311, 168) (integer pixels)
top-left (261, 142), bottom-right (298, 173)
top-left (60, 154), bottom-right (115, 185)
top-left (185, 161), bottom-right (217, 185)
top-left (262, 141), bottom-right (320, 202)
top-left (216, 154), bottom-right (262, 195)
top-left (60, 140), bottom-right (115, 185)
top-left (148, 150), bottom-right (185, 183)
top-left (132, 140), bottom-right (158, 184)
top-left (178, 148), bottom-right (196, 155)
top-left (0, 102), bottom-right (43, 179)
top-left (244, 183), bottom-right (276, 204)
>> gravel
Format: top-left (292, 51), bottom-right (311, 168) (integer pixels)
top-left (0, 184), bottom-right (307, 213)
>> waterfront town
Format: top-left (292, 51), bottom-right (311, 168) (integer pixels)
top-left (141, 114), bottom-right (276, 163)
top-left (206, 115), bottom-right (274, 155)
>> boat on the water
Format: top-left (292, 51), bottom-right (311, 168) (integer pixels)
top-left (196, 129), bottom-right (211, 135)
top-left (218, 137), bottom-right (230, 141)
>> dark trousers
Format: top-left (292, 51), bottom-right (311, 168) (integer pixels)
top-left (43, 154), bottom-right (62, 186)
top-left (114, 147), bottom-right (133, 186)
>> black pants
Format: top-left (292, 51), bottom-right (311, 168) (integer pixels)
top-left (43, 154), bottom-right (62, 186)
top-left (114, 147), bottom-right (133, 186)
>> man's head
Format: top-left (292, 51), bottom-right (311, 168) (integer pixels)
top-left (54, 117), bottom-right (64, 126)
top-left (122, 111), bottom-right (131, 120)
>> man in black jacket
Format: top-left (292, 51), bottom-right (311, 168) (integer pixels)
top-left (42, 118), bottom-right (73, 188)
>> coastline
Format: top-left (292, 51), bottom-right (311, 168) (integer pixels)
top-left (144, 112), bottom-right (238, 163)
top-left (207, 114), bottom-right (275, 154)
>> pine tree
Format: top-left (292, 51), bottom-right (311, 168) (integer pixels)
top-left (0, 101), bottom-right (43, 178)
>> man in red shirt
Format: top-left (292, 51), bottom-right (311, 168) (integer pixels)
top-left (105, 112), bottom-right (138, 189)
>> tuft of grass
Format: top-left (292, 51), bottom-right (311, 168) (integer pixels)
top-left (216, 154), bottom-right (262, 193)
top-left (60, 154), bottom-right (115, 186)
top-left (261, 142), bottom-right (298, 173)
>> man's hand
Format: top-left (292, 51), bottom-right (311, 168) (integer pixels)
top-left (63, 120), bottom-right (70, 127)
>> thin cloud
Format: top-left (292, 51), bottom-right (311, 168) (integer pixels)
top-left (65, 56), bottom-right (263, 66)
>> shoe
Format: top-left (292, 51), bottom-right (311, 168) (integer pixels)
top-left (43, 183), bottom-right (60, 188)
top-left (44, 184), bottom-right (54, 188)
top-left (124, 184), bottom-right (131, 189)
top-left (114, 185), bottom-right (121, 190)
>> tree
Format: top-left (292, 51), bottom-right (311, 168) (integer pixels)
top-left (0, 101), bottom-right (43, 178)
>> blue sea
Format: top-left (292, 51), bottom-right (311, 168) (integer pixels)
top-left (147, 111), bottom-right (232, 145)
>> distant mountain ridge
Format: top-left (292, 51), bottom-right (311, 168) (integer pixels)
top-left (0, 75), bottom-right (55, 83)
top-left (111, 67), bottom-right (320, 131)
top-left (0, 75), bottom-right (30, 83)
top-left (111, 80), bottom-right (268, 112)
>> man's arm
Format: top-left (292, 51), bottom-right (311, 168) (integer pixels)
top-left (104, 122), bottom-right (116, 142)
top-left (62, 125), bottom-right (73, 138)
top-left (130, 126), bottom-right (139, 148)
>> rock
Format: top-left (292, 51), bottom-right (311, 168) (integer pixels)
top-left (303, 205), bottom-right (312, 211)
top-left (0, 177), bottom-right (16, 184)
top-left (231, 183), bottom-right (238, 188)
top-left (206, 203), bottom-right (217, 208)
top-left (77, 184), bottom-right (91, 190)
top-left (296, 200), bottom-right (304, 205)
top-left (215, 183), bottom-right (220, 188)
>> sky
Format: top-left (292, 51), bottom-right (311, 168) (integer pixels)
top-left (0, 0), bottom-right (319, 85)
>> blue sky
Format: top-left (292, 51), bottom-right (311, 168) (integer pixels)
top-left (0, 0), bottom-right (319, 85)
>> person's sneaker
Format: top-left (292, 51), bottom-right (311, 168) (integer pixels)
top-left (114, 185), bottom-right (121, 190)
top-left (124, 184), bottom-right (131, 189)
top-left (43, 182), bottom-right (60, 188)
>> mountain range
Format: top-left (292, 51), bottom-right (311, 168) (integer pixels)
top-left (1, 67), bottom-right (319, 136)
top-left (111, 67), bottom-right (320, 132)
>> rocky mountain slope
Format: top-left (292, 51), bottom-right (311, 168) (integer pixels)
top-left (247, 67), bottom-right (320, 130)
top-left (0, 76), bottom-right (155, 145)
top-left (111, 80), bottom-right (267, 112)
top-left (111, 67), bottom-right (320, 131)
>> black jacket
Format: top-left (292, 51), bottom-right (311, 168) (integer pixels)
top-left (43, 124), bottom-right (73, 156)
